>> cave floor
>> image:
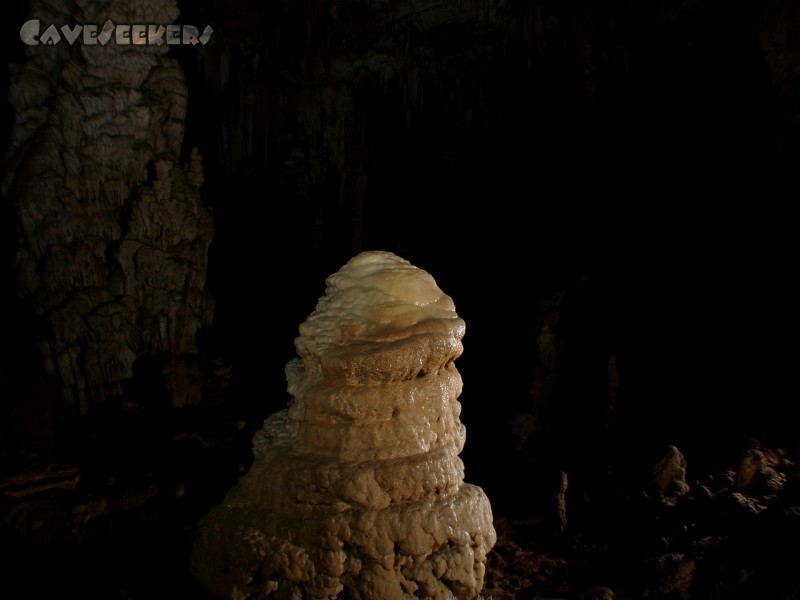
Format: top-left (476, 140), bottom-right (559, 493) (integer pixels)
top-left (1, 373), bottom-right (799, 600)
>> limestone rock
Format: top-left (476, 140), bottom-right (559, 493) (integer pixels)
top-left (192, 251), bottom-right (496, 599)
top-left (734, 446), bottom-right (786, 494)
top-left (0, 464), bottom-right (80, 499)
top-left (583, 587), bottom-right (615, 600)
top-left (555, 471), bottom-right (568, 534)
top-left (653, 445), bottom-right (690, 497)
top-left (649, 553), bottom-right (695, 600)
top-left (3, 0), bottom-right (214, 413)
top-left (735, 447), bottom-right (771, 489)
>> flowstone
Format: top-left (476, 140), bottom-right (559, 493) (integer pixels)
top-left (191, 251), bottom-right (495, 599)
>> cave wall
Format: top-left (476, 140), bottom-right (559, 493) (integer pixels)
top-left (1, 0), bottom-right (797, 454)
top-left (173, 0), bottom-right (797, 452)
top-left (3, 0), bottom-right (214, 415)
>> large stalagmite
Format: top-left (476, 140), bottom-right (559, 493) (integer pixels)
top-left (192, 251), bottom-right (495, 600)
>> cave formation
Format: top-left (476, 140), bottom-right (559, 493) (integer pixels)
top-left (192, 251), bottom-right (496, 599)
top-left (1, 0), bottom-right (799, 599)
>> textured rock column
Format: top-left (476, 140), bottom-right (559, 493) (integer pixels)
top-left (2, 0), bottom-right (214, 413)
top-left (192, 251), bottom-right (495, 600)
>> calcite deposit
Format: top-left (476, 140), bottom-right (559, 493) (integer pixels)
top-left (3, 0), bottom-right (214, 413)
top-left (192, 251), bottom-right (495, 600)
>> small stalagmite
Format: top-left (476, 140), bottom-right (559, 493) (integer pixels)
top-left (191, 251), bottom-right (496, 600)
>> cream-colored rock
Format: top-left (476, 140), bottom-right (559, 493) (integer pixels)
top-left (192, 251), bottom-right (495, 599)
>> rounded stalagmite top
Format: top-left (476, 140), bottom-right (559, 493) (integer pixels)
top-left (295, 251), bottom-right (464, 368)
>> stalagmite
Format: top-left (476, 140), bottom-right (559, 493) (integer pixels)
top-left (191, 251), bottom-right (496, 600)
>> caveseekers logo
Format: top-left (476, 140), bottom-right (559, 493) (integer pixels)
top-left (20, 19), bottom-right (213, 46)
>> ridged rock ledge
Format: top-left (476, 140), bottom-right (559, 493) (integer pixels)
top-left (191, 250), bottom-right (495, 599)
